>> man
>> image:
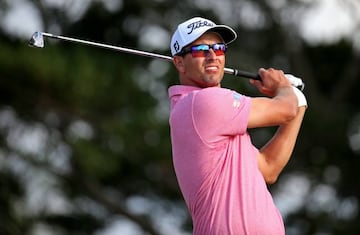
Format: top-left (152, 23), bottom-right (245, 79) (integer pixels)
top-left (168, 17), bottom-right (307, 235)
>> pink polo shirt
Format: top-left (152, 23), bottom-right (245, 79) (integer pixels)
top-left (168, 85), bottom-right (285, 235)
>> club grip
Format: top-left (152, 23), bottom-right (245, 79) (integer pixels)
top-left (226, 68), bottom-right (261, 80)
top-left (225, 68), bottom-right (305, 90)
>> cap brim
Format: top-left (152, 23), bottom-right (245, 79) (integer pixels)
top-left (208, 25), bottom-right (237, 45)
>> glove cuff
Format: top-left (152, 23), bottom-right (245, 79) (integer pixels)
top-left (292, 86), bottom-right (307, 107)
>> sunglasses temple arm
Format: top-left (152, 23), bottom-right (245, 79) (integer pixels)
top-left (224, 68), bottom-right (261, 80)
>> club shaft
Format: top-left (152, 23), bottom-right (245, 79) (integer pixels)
top-left (41, 33), bottom-right (173, 61)
top-left (40, 32), bottom-right (260, 80)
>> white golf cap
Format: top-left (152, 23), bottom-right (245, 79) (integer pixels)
top-left (170, 17), bottom-right (237, 56)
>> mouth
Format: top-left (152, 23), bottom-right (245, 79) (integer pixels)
top-left (205, 65), bottom-right (219, 72)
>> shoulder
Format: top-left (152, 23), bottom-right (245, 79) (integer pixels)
top-left (197, 87), bottom-right (232, 96)
top-left (191, 87), bottom-right (251, 122)
top-left (194, 87), bottom-right (249, 108)
top-left (192, 87), bottom-right (252, 137)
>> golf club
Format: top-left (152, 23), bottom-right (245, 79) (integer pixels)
top-left (28, 31), bottom-right (304, 90)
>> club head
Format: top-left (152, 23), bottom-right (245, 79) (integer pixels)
top-left (28, 31), bottom-right (45, 48)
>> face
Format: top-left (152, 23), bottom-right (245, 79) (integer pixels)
top-left (173, 32), bottom-right (226, 88)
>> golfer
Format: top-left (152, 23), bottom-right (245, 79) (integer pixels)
top-left (168, 17), bottom-right (307, 235)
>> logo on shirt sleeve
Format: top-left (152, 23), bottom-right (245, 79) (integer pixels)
top-left (232, 92), bottom-right (241, 108)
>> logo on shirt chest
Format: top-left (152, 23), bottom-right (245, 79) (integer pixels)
top-left (232, 92), bottom-right (241, 108)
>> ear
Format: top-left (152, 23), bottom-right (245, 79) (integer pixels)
top-left (173, 56), bottom-right (185, 74)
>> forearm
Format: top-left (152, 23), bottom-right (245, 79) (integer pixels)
top-left (257, 106), bottom-right (306, 184)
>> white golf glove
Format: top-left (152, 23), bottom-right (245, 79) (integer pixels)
top-left (285, 74), bottom-right (304, 91)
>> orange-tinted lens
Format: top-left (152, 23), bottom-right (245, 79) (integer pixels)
top-left (191, 50), bottom-right (208, 57)
top-left (214, 49), bottom-right (225, 56)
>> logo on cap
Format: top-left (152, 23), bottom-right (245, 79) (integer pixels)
top-left (173, 41), bottom-right (180, 53)
top-left (187, 19), bottom-right (214, 35)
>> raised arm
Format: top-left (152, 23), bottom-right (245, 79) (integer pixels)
top-left (247, 68), bottom-right (307, 184)
top-left (257, 106), bottom-right (306, 184)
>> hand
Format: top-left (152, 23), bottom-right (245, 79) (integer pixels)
top-left (250, 68), bottom-right (292, 97)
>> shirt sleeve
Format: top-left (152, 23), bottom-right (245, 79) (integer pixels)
top-left (192, 87), bottom-right (251, 144)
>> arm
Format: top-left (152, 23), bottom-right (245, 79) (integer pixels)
top-left (257, 106), bottom-right (306, 184)
top-left (247, 68), bottom-right (298, 128)
top-left (247, 68), bottom-right (307, 184)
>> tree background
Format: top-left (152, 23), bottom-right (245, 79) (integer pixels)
top-left (1, 0), bottom-right (360, 234)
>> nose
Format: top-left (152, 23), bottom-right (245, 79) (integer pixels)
top-left (206, 48), bottom-right (217, 58)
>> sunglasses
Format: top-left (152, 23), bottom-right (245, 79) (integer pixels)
top-left (179, 43), bottom-right (227, 57)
